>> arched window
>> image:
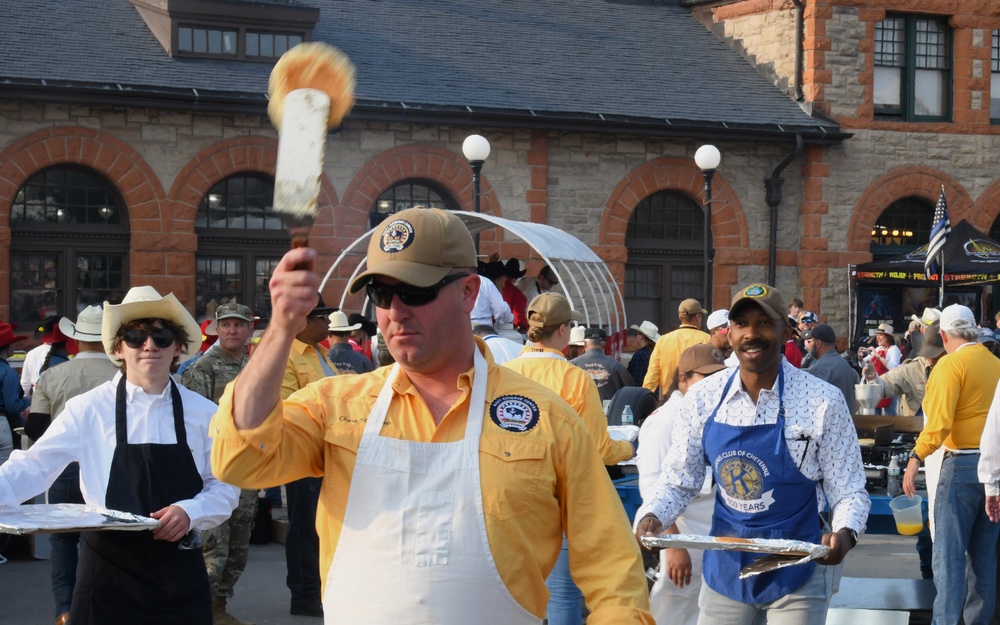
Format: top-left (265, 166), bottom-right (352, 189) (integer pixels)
top-left (368, 180), bottom-right (459, 228)
top-left (870, 196), bottom-right (934, 259)
top-left (9, 165), bottom-right (129, 328)
top-left (624, 190), bottom-right (705, 331)
top-left (195, 173), bottom-right (287, 322)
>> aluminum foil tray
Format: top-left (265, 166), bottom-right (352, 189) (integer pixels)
top-left (640, 533), bottom-right (830, 578)
top-left (0, 503), bottom-right (160, 534)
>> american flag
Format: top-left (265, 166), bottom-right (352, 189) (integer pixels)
top-left (924, 186), bottom-right (951, 279)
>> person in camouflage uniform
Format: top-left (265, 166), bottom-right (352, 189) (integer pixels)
top-left (181, 303), bottom-right (256, 625)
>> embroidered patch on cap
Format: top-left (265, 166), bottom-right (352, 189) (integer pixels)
top-left (743, 284), bottom-right (767, 298)
top-left (380, 219), bottom-right (415, 253)
top-left (489, 395), bottom-right (540, 433)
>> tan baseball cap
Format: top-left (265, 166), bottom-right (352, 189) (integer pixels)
top-left (678, 343), bottom-right (727, 375)
top-left (348, 207), bottom-right (477, 293)
top-left (679, 298), bottom-right (707, 315)
top-left (729, 283), bottom-right (788, 321)
top-left (527, 293), bottom-right (584, 328)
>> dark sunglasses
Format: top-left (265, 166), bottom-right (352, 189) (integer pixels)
top-left (121, 327), bottom-right (175, 349)
top-left (366, 273), bottom-right (469, 309)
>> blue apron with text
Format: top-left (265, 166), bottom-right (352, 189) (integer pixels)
top-left (702, 367), bottom-right (822, 604)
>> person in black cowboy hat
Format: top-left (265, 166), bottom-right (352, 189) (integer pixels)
top-left (0, 287), bottom-right (239, 625)
top-left (20, 315), bottom-right (69, 397)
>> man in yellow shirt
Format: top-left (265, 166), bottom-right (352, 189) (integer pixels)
top-left (642, 299), bottom-right (710, 397)
top-left (210, 207), bottom-right (653, 625)
top-left (903, 304), bottom-right (1000, 625)
top-left (280, 294), bottom-right (338, 617)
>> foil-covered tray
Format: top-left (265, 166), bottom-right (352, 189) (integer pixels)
top-left (640, 533), bottom-right (830, 578)
top-left (608, 425), bottom-right (640, 443)
top-left (0, 503), bottom-right (160, 535)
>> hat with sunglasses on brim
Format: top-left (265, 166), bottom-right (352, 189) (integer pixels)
top-left (102, 285), bottom-right (202, 365)
top-left (328, 310), bottom-right (362, 333)
top-left (349, 207), bottom-right (477, 294)
top-left (527, 292), bottom-right (584, 328)
top-left (58, 305), bottom-right (104, 342)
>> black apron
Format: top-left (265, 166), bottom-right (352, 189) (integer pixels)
top-left (70, 377), bottom-right (211, 625)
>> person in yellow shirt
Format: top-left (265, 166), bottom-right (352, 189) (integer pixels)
top-left (504, 292), bottom-right (636, 625)
top-left (642, 299), bottom-right (710, 397)
top-left (210, 207), bottom-right (653, 625)
top-left (903, 304), bottom-right (1000, 625)
top-left (280, 294), bottom-right (339, 617)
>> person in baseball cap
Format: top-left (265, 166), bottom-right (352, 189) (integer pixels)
top-left (212, 207), bottom-right (654, 623)
top-left (636, 284), bottom-right (868, 620)
top-left (802, 324), bottom-right (859, 409)
top-left (706, 310), bottom-right (731, 358)
top-left (641, 300), bottom-right (710, 397)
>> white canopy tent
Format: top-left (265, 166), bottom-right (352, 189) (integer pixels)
top-left (319, 211), bottom-right (626, 335)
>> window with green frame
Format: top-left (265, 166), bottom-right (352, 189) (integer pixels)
top-left (873, 14), bottom-right (952, 122)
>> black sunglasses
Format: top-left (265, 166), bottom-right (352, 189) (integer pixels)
top-left (366, 273), bottom-right (470, 309)
top-left (121, 327), bottom-right (175, 349)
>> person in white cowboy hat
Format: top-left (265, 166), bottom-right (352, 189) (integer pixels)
top-left (326, 310), bottom-right (374, 375)
top-left (0, 286), bottom-right (239, 625)
top-left (22, 305), bottom-right (118, 625)
top-left (625, 320), bottom-right (660, 385)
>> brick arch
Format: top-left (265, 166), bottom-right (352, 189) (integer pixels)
top-left (339, 143), bottom-right (500, 241)
top-left (847, 166), bottom-right (973, 253)
top-left (971, 179), bottom-right (1000, 234)
top-left (598, 156), bottom-right (748, 305)
top-left (0, 126), bottom-right (166, 231)
top-left (166, 135), bottom-right (339, 239)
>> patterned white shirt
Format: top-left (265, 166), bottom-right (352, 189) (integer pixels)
top-left (636, 359), bottom-right (870, 535)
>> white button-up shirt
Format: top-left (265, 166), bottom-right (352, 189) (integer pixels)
top-left (637, 359), bottom-right (870, 535)
top-left (979, 381), bottom-right (1000, 496)
top-left (0, 372), bottom-right (238, 529)
top-left (471, 277), bottom-right (513, 326)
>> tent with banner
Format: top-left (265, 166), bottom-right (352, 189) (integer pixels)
top-left (849, 219), bottom-right (1000, 343)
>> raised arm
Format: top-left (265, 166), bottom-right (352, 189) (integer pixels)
top-left (231, 248), bottom-right (319, 430)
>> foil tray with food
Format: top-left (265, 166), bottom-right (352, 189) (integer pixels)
top-left (640, 533), bottom-right (829, 579)
top-left (0, 503), bottom-right (160, 535)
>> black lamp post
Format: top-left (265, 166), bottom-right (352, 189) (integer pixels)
top-left (462, 134), bottom-right (490, 251)
top-left (695, 144), bottom-right (721, 310)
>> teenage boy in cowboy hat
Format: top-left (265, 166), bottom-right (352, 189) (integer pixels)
top-left (0, 287), bottom-right (239, 625)
top-left (0, 321), bottom-right (29, 465)
top-left (24, 305), bottom-right (118, 625)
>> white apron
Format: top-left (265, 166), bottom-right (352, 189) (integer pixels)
top-left (323, 349), bottom-right (539, 624)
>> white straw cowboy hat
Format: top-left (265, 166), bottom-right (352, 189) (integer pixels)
top-left (328, 310), bottom-right (362, 332)
top-left (58, 305), bottom-right (104, 342)
top-left (629, 320), bottom-right (661, 343)
top-left (102, 286), bottom-right (202, 365)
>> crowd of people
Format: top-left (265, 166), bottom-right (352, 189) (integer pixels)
top-left (1, 205), bottom-right (1000, 625)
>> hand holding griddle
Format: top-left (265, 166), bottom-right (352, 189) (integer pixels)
top-left (268, 248), bottom-right (321, 336)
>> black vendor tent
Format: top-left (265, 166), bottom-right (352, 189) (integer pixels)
top-left (849, 220), bottom-right (1000, 343)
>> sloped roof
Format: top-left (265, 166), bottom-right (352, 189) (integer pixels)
top-left (0, 0), bottom-right (844, 141)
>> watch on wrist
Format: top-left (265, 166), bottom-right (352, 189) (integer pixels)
top-left (908, 450), bottom-right (921, 463)
top-left (843, 528), bottom-right (858, 548)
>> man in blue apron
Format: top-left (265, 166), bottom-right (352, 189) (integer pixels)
top-left (635, 283), bottom-right (869, 625)
top-left (0, 287), bottom-right (239, 625)
top-left (211, 207), bottom-right (654, 624)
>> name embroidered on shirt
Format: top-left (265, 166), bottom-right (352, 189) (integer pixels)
top-left (489, 395), bottom-right (540, 433)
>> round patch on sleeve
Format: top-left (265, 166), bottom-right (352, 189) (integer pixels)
top-left (380, 219), bottom-right (415, 253)
top-left (489, 395), bottom-right (540, 433)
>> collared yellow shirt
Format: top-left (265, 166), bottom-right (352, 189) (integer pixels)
top-left (917, 342), bottom-right (1000, 459)
top-left (284, 339), bottom-right (338, 398)
top-left (642, 325), bottom-right (710, 394)
top-left (211, 339), bottom-right (652, 624)
top-left (503, 346), bottom-right (633, 465)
